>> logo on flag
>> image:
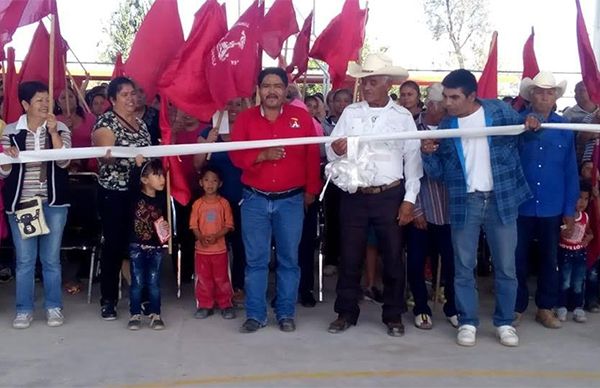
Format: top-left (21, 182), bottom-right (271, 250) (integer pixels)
top-left (214, 28), bottom-right (248, 64)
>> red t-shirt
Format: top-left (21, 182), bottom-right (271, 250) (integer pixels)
top-left (228, 104), bottom-right (321, 195)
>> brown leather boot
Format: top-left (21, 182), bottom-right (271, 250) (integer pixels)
top-left (535, 308), bottom-right (562, 329)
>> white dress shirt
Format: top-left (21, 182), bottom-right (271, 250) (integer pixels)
top-left (458, 106), bottom-right (494, 192)
top-left (326, 99), bottom-right (423, 203)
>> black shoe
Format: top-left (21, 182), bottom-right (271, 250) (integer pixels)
top-left (278, 318), bottom-right (296, 332)
top-left (194, 308), bottom-right (214, 319)
top-left (386, 321), bottom-right (405, 337)
top-left (101, 304), bottom-right (117, 321)
top-left (300, 292), bottom-right (317, 308)
top-left (239, 319), bottom-right (265, 333)
top-left (127, 314), bottom-right (142, 330)
top-left (327, 316), bottom-right (353, 333)
top-left (363, 287), bottom-right (384, 304)
top-left (221, 307), bottom-right (236, 320)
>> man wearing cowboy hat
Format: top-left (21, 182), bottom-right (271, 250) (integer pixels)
top-left (514, 71), bottom-right (579, 328)
top-left (421, 69), bottom-right (537, 347)
top-left (325, 53), bottom-right (423, 337)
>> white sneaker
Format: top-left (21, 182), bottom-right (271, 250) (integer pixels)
top-left (573, 308), bottom-right (587, 323)
top-left (414, 314), bottom-right (433, 330)
top-left (555, 307), bottom-right (567, 322)
top-left (456, 324), bottom-right (476, 346)
top-left (496, 325), bottom-right (519, 347)
top-left (12, 312), bottom-right (33, 329)
top-left (447, 315), bottom-right (459, 328)
top-left (46, 308), bottom-right (64, 327)
top-left (323, 265), bottom-right (337, 277)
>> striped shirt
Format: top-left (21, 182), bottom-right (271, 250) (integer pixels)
top-left (0, 115), bottom-right (71, 201)
top-left (581, 112), bottom-right (597, 162)
top-left (413, 116), bottom-right (449, 225)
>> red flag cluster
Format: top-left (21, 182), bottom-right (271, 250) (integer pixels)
top-left (310, 0), bottom-right (367, 89)
top-left (0, 0), bottom-right (57, 60)
top-left (123, 0), bottom-right (184, 101)
top-left (157, 0), bottom-right (227, 122)
top-left (18, 20), bottom-right (66, 96)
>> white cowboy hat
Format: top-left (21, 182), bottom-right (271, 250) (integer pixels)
top-left (347, 53), bottom-right (409, 81)
top-left (519, 71), bottom-right (567, 101)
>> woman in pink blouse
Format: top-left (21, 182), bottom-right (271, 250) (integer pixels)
top-left (56, 87), bottom-right (97, 172)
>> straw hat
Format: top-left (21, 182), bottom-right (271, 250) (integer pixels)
top-left (519, 71), bottom-right (567, 101)
top-left (347, 53), bottom-right (409, 81)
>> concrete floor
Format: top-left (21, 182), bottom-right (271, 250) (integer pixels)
top-left (0, 272), bottom-right (599, 388)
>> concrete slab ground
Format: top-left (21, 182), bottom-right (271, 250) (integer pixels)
top-left (0, 272), bottom-right (598, 387)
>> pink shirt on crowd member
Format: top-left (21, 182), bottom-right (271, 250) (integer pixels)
top-left (57, 112), bottom-right (98, 172)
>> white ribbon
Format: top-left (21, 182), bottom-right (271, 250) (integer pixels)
top-left (0, 123), bottom-right (597, 165)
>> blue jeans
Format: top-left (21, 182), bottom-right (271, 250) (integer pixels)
top-left (241, 188), bottom-right (304, 324)
top-left (8, 204), bottom-right (68, 313)
top-left (129, 244), bottom-right (163, 315)
top-left (451, 192), bottom-right (517, 327)
top-left (558, 247), bottom-right (587, 309)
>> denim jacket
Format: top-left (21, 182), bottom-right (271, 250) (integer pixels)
top-left (422, 99), bottom-right (532, 226)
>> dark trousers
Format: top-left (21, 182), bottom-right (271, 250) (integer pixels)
top-left (515, 215), bottom-right (561, 312)
top-left (406, 223), bottom-right (456, 317)
top-left (299, 201), bottom-right (319, 296)
top-left (98, 188), bottom-right (131, 306)
top-left (174, 201), bottom-right (195, 282)
top-left (323, 184), bottom-right (342, 266)
top-left (585, 261), bottom-right (599, 309)
top-left (335, 185), bottom-right (406, 324)
top-left (228, 202), bottom-right (246, 291)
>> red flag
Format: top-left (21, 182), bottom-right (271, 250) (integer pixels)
top-left (477, 31), bottom-right (498, 99)
top-left (111, 52), bottom-right (124, 79)
top-left (18, 21), bottom-right (66, 96)
top-left (0, 0), bottom-right (57, 60)
top-left (3, 47), bottom-right (21, 123)
top-left (522, 27), bottom-right (540, 79)
top-left (260, 0), bottom-right (298, 59)
top-left (124, 0), bottom-right (184, 102)
top-left (159, 94), bottom-right (191, 205)
top-left (512, 27), bottom-right (540, 109)
top-left (576, 0), bottom-right (600, 104)
top-left (286, 11), bottom-right (312, 81)
top-left (158, 0), bottom-right (227, 121)
top-left (206, 0), bottom-right (264, 109)
top-left (309, 0), bottom-right (367, 89)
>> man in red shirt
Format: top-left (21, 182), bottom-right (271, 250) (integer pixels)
top-left (229, 67), bottom-right (321, 333)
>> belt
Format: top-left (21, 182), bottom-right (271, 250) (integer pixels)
top-left (357, 180), bottom-right (402, 195)
top-left (244, 186), bottom-right (303, 200)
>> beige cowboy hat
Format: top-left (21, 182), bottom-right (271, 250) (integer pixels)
top-left (519, 71), bottom-right (567, 101)
top-left (347, 53), bottom-right (409, 81)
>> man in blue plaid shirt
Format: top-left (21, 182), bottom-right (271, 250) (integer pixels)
top-left (422, 69), bottom-right (538, 348)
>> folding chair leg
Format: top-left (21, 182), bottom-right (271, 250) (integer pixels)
top-left (318, 250), bottom-right (323, 302)
top-left (177, 246), bottom-right (182, 299)
top-left (87, 247), bottom-right (96, 304)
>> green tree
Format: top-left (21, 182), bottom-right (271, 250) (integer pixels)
top-left (98, 0), bottom-right (151, 62)
top-left (424, 0), bottom-right (489, 69)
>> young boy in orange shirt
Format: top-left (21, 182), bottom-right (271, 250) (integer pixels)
top-left (190, 167), bottom-right (235, 319)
